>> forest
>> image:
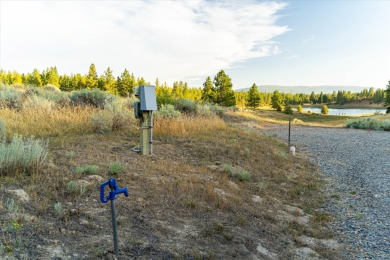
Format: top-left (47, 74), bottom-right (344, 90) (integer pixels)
top-left (0, 64), bottom-right (387, 109)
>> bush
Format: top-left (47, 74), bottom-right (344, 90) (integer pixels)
top-left (0, 120), bottom-right (5, 139)
top-left (104, 102), bottom-right (130, 130)
top-left (284, 105), bottom-right (293, 115)
top-left (195, 103), bottom-right (224, 118)
top-left (0, 136), bottom-right (48, 176)
top-left (0, 87), bottom-right (22, 109)
top-left (154, 104), bottom-right (181, 119)
top-left (75, 165), bottom-right (99, 175)
top-left (108, 161), bottom-right (123, 176)
top-left (71, 88), bottom-right (116, 109)
top-left (321, 105), bottom-right (329, 115)
top-left (91, 102), bottom-right (131, 133)
top-left (41, 90), bottom-right (71, 107)
top-left (174, 98), bottom-right (196, 114)
top-left (346, 118), bottom-right (390, 131)
top-left (297, 105), bottom-right (303, 113)
top-left (22, 95), bottom-right (55, 112)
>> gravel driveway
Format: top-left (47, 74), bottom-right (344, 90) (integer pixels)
top-left (263, 125), bottom-right (390, 259)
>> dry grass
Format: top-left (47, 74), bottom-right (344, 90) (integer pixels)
top-left (0, 106), bottom-right (97, 137)
top-left (228, 109), bottom-right (348, 127)
top-left (154, 115), bottom-right (227, 138)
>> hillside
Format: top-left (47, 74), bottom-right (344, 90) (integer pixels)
top-left (236, 85), bottom-right (370, 94)
top-left (0, 86), bottom-right (340, 259)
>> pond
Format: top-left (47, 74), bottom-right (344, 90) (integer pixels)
top-left (302, 107), bottom-right (387, 115)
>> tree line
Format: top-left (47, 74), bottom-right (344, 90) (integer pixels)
top-left (0, 65), bottom-right (387, 110)
top-left (237, 85), bottom-right (387, 108)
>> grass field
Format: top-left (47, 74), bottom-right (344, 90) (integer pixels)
top-left (0, 87), bottom-right (346, 258)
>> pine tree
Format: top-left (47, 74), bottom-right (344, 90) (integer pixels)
top-left (86, 63), bottom-right (98, 89)
top-left (46, 66), bottom-right (60, 86)
top-left (120, 69), bottom-right (133, 96)
top-left (28, 69), bottom-right (43, 87)
top-left (271, 90), bottom-right (283, 111)
top-left (102, 67), bottom-right (116, 94)
top-left (201, 76), bottom-right (215, 103)
top-left (246, 83), bottom-right (260, 109)
top-left (213, 70), bottom-right (236, 106)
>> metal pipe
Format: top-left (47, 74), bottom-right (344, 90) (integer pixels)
top-left (111, 199), bottom-right (118, 256)
top-left (149, 111), bottom-right (153, 155)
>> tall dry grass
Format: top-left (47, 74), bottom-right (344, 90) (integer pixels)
top-left (153, 115), bottom-right (227, 138)
top-left (0, 106), bottom-right (98, 137)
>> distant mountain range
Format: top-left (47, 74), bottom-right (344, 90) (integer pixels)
top-left (236, 85), bottom-right (371, 94)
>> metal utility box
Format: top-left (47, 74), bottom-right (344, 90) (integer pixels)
top-left (140, 86), bottom-right (157, 111)
top-left (134, 86), bottom-right (157, 111)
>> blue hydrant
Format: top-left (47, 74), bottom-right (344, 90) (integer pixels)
top-left (100, 178), bottom-right (128, 256)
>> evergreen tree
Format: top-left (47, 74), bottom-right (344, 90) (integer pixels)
top-left (137, 77), bottom-right (146, 86)
top-left (385, 81), bottom-right (390, 113)
top-left (271, 90), bottom-right (283, 111)
top-left (297, 104), bottom-right (303, 113)
top-left (213, 70), bottom-right (236, 106)
top-left (246, 83), bottom-right (260, 109)
top-left (59, 74), bottom-right (72, 91)
top-left (102, 67), bottom-right (116, 94)
top-left (46, 66), bottom-right (60, 86)
top-left (155, 78), bottom-right (160, 88)
top-left (201, 76), bottom-right (215, 103)
top-left (28, 69), bottom-right (43, 87)
top-left (86, 63), bottom-right (98, 89)
top-left (120, 69), bottom-right (134, 96)
top-left (310, 91), bottom-right (316, 104)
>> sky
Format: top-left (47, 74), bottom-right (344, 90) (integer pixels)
top-left (1, 0), bottom-right (389, 90)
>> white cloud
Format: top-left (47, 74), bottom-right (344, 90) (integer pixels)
top-left (0, 0), bottom-right (288, 83)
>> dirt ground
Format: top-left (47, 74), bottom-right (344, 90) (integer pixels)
top-left (1, 117), bottom-right (340, 259)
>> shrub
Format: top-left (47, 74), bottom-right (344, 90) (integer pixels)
top-left (70, 88), bottom-right (116, 109)
top-left (22, 95), bottom-right (55, 112)
top-left (0, 87), bottom-right (21, 109)
top-left (43, 85), bottom-right (60, 92)
top-left (321, 105), bottom-right (329, 115)
top-left (174, 98), bottom-right (196, 114)
top-left (0, 120), bottom-right (5, 139)
top-left (210, 104), bottom-right (224, 117)
top-left (108, 161), bottom-right (123, 176)
top-left (0, 136), bottom-right (48, 176)
top-left (54, 202), bottom-right (62, 216)
top-left (297, 105), bottom-right (303, 113)
top-left (195, 104), bottom-right (215, 118)
top-left (75, 165), bottom-right (99, 175)
top-left (382, 120), bottom-right (390, 131)
top-left (154, 104), bottom-right (181, 119)
top-left (284, 105), bottom-right (293, 115)
top-left (346, 118), bottom-right (390, 131)
top-left (104, 102), bottom-right (130, 130)
top-left (91, 102), bottom-right (130, 133)
top-left (239, 170), bottom-right (251, 181)
top-left (41, 90), bottom-right (71, 107)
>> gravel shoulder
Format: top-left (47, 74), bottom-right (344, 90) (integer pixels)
top-left (263, 124), bottom-right (390, 259)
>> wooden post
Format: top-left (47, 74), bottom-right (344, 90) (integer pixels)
top-left (288, 114), bottom-right (291, 150)
top-left (140, 111), bottom-right (152, 155)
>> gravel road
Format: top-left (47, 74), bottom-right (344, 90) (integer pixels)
top-left (263, 125), bottom-right (390, 259)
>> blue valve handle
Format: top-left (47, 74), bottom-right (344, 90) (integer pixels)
top-left (100, 178), bottom-right (129, 203)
